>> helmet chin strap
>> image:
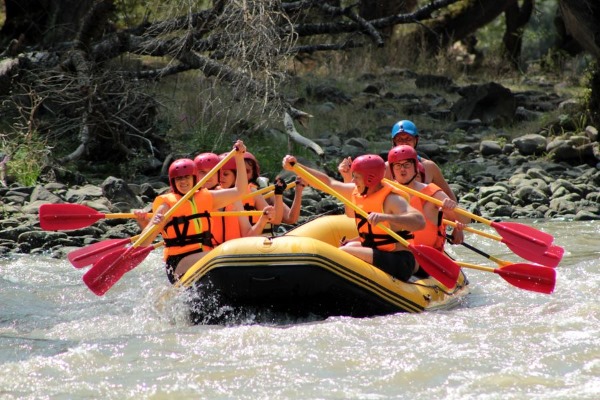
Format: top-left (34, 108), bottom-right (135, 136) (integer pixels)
top-left (361, 186), bottom-right (368, 196)
top-left (405, 172), bottom-right (418, 185)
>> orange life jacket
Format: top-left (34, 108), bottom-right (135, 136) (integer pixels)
top-left (153, 190), bottom-right (214, 259)
top-left (352, 182), bottom-right (412, 251)
top-left (409, 183), bottom-right (446, 251)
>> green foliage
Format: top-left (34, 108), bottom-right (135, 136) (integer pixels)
top-left (1, 131), bottom-right (49, 186)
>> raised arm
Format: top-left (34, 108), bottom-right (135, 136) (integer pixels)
top-left (282, 155), bottom-right (354, 200)
top-left (212, 140), bottom-right (249, 209)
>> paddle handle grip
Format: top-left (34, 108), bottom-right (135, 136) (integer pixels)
top-left (294, 164), bottom-right (411, 247)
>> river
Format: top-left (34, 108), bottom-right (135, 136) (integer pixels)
top-left (1, 220), bottom-right (598, 399)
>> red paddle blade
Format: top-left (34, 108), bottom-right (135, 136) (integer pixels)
top-left (68, 238), bottom-right (133, 268)
top-left (409, 244), bottom-right (460, 288)
top-left (83, 246), bottom-right (151, 296)
top-left (493, 221), bottom-right (554, 251)
top-left (504, 241), bottom-right (563, 268)
top-left (39, 203), bottom-right (105, 230)
top-left (495, 263), bottom-right (556, 294)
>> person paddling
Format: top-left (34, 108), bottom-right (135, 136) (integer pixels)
top-left (136, 140), bottom-right (258, 284)
top-left (388, 145), bottom-right (470, 254)
top-left (283, 154), bottom-right (426, 282)
top-left (216, 153), bottom-right (275, 242)
top-left (386, 119), bottom-right (466, 243)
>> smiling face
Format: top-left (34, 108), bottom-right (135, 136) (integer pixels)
top-left (173, 175), bottom-right (195, 194)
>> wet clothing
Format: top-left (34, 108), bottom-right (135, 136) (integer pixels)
top-left (372, 249), bottom-right (415, 282)
top-left (165, 248), bottom-right (205, 284)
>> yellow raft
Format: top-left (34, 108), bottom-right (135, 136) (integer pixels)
top-left (180, 215), bottom-right (469, 324)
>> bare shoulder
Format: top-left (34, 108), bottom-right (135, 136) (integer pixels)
top-left (383, 191), bottom-right (409, 213)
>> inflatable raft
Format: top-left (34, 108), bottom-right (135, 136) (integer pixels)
top-left (179, 215), bottom-right (469, 324)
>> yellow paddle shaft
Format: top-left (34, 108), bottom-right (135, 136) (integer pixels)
top-left (107, 210), bottom-right (264, 219)
top-left (383, 178), bottom-right (491, 227)
top-left (443, 219), bottom-right (503, 242)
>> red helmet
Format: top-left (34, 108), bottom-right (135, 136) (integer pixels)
top-left (350, 154), bottom-right (385, 188)
top-left (194, 153), bottom-right (220, 170)
top-left (243, 152), bottom-right (260, 180)
top-left (168, 158), bottom-right (197, 194)
top-left (388, 145), bottom-right (418, 165)
top-left (219, 153), bottom-right (237, 171)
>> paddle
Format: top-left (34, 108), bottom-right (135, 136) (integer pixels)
top-left (66, 210), bottom-right (264, 269)
top-left (443, 219), bottom-right (562, 268)
top-left (83, 241), bottom-right (164, 294)
top-left (448, 234), bottom-right (551, 271)
top-left (39, 203), bottom-right (142, 231)
top-left (41, 203), bottom-right (265, 231)
top-left (69, 235), bottom-right (140, 268)
top-left (383, 179), bottom-right (554, 252)
top-left (455, 261), bottom-right (556, 294)
top-left (83, 148), bottom-right (239, 295)
top-left (292, 163), bottom-right (461, 288)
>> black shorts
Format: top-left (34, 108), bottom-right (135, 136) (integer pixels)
top-left (372, 249), bottom-right (416, 282)
top-left (165, 248), bottom-right (206, 284)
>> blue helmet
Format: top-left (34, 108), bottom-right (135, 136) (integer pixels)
top-left (391, 120), bottom-right (418, 139)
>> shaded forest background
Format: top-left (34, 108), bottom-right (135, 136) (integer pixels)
top-left (0, 0), bottom-right (598, 186)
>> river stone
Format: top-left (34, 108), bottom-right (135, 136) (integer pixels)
top-left (18, 231), bottom-right (68, 248)
top-left (513, 186), bottom-right (549, 205)
top-left (65, 184), bottom-right (104, 202)
top-left (525, 167), bottom-right (553, 182)
top-left (101, 177), bottom-right (144, 210)
top-left (550, 179), bottom-right (581, 195)
top-left (512, 134), bottom-right (547, 155)
top-left (549, 198), bottom-right (577, 214)
top-left (574, 210), bottom-right (600, 220)
top-left (489, 204), bottom-right (514, 217)
top-left (30, 185), bottom-right (63, 203)
top-left (480, 140), bottom-right (502, 156)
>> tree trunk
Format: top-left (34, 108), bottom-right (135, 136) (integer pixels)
top-left (503, 0), bottom-right (534, 70)
top-left (558, 0), bottom-right (600, 125)
top-left (402, 0), bottom-right (517, 55)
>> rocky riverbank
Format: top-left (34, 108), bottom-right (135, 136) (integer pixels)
top-left (1, 71), bottom-right (599, 258)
